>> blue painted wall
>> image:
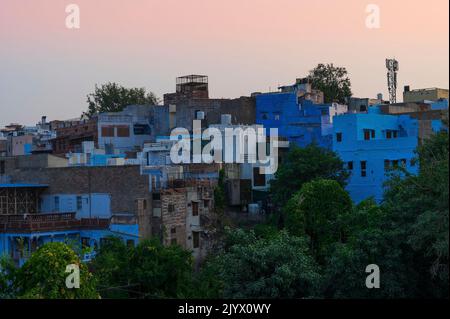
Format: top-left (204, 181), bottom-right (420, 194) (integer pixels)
top-left (255, 92), bottom-right (345, 149)
top-left (40, 193), bottom-right (111, 219)
top-left (333, 111), bottom-right (420, 203)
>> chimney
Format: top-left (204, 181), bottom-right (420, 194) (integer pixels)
top-left (404, 85), bottom-right (410, 93)
top-left (377, 93), bottom-right (383, 100)
top-left (41, 116), bottom-right (47, 125)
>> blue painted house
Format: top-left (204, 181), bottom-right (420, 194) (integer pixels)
top-left (332, 107), bottom-right (422, 203)
top-left (0, 184), bottom-right (138, 266)
top-left (255, 92), bottom-right (347, 149)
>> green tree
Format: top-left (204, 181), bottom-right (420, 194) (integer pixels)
top-left (0, 255), bottom-right (18, 298)
top-left (83, 82), bottom-right (160, 118)
top-left (90, 237), bottom-right (132, 299)
top-left (200, 229), bottom-right (322, 298)
top-left (322, 200), bottom-right (409, 298)
top-left (307, 63), bottom-right (352, 103)
top-left (284, 179), bottom-right (352, 262)
top-left (129, 239), bottom-right (194, 298)
top-left (381, 130), bottom-right (449, 298)
top-left (16, 242), bottom-right (98, 299)
top-left (92, 237), bottom-right (195, 299)
top-left (270, 144), bottom-right (348, 208)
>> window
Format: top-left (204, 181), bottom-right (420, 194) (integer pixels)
top-left (360, 161), bottom-right (367, 177)
top-left (364, 130), bottom-right (370, 140)
top-left (392, 160), bottom-right (399, 168)
top-left (76, 196), bottom-right (83, 210)
top-left (386, 130), bottom-right (398, 139)
top-left (117, 126), bottom-right (130, 137)
top-left (384, 160), bottom-right (390, 171)
top-left (101, 126), bottom-right (114, 137)
top-left (192, 201), bottom-right (199, 216)
top-left (192, 232), bottom-right (200, 249)
top-left (0, 160), bottom-right (5, 175)
top-left (54, 196), bottom-right (60, 211)
top-left (171, 227), bottom-right (177, 234)
top-left (152, 193), bottom-right (161, 200)
top-left (168, 204), bottom-right (175, 213)
top-left (364, 129), bottom-right (375, 140)
top-left (347, 161), bottom-right (353, 170)
top-left (143, 199), bottom-right (147, 210)
top-left (274, 114), bottom-right (280, 120)
top-left (203, 199), bottom-right (210, 209)
top-left (133, 124), bottom-right (151, 135)
top-left (253, 167), bottom-right (266, 187)
top-left (261, 113), bottom-right (268, 120)
top-left (336, 132), bottom-right (342, 142)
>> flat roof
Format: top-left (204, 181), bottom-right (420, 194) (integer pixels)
top-left (0, 183), bottom-right (48, 188)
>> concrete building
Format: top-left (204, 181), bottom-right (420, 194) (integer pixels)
top-left (332, 105), bottom-right (447, 203)
top-left (6, 135), bottom-right (33, 156)
top-left (158, 180), bottom-right (215, 267)
top-left (97, 105), bottom-right (169, 152)
top-left (163, 75), bottom-right (256, 132)
top-left (0, 136), bottom-right (7, 157)
top-left (66, 141), bottom-right (141, 167)
top-left (255, 89), bottom-right (347, 149)
top-left (0, 183), bottom-right (138, 266)
top-left (347, 95), bottom-right (386, 113)
top-left (3, 164), bottom-right (153, 240)
top-left (403, 86), bottom-right (449, 103)
top-left (52, 118), bottom-right (98, 155)
top-left (378, 100), bottom-right (449, 142)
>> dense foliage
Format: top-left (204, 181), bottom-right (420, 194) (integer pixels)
top-left (83, 82), bottom-right (159, 117)
top-left (91, 237), bottom-right (195, 299)
top-left (269, 144), bottom-right (348, 207)
top-left (307, 63), bottom-right (353, 104)
top-left (197, 229), bottom-right (321, 298)
top-left (2, 242), bottom-right (99, 299)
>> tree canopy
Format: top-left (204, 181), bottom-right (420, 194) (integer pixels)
top-left (307, 63), bottom-right (352, 104)
top-left (83, 82), bottom-right (160, 118)
top-left (269, 144), bottom-right (348, 207)
top-left (15, 242), bottom-right (98, 299)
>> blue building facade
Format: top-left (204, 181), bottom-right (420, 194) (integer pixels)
top-left (0, 185), bottom-right (138, 266)
top-left (255, 92), bottom-right (347, 149)
top-left (332, 108), bottom-right (421, 203)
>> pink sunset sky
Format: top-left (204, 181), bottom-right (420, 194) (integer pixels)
top-left (0, 0), bottom-right (448, 127)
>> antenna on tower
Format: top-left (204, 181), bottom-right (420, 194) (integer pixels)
top-left (386, 58), bottom-right (399, 104)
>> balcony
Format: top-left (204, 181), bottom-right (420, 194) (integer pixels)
top-left (0, 212), bottom-right (110, 233)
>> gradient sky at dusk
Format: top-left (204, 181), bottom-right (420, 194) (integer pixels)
top-left (0, 0), bottom-right (448, 127)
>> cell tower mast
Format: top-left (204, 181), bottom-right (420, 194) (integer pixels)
top-left (386, 58), bottom-right (399, 104)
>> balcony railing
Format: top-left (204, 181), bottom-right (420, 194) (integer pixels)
top-left (0, 213), bottom-right (110, 233)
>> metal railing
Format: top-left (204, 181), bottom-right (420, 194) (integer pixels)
top-left (0, 212), bottom-right (109, 233)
